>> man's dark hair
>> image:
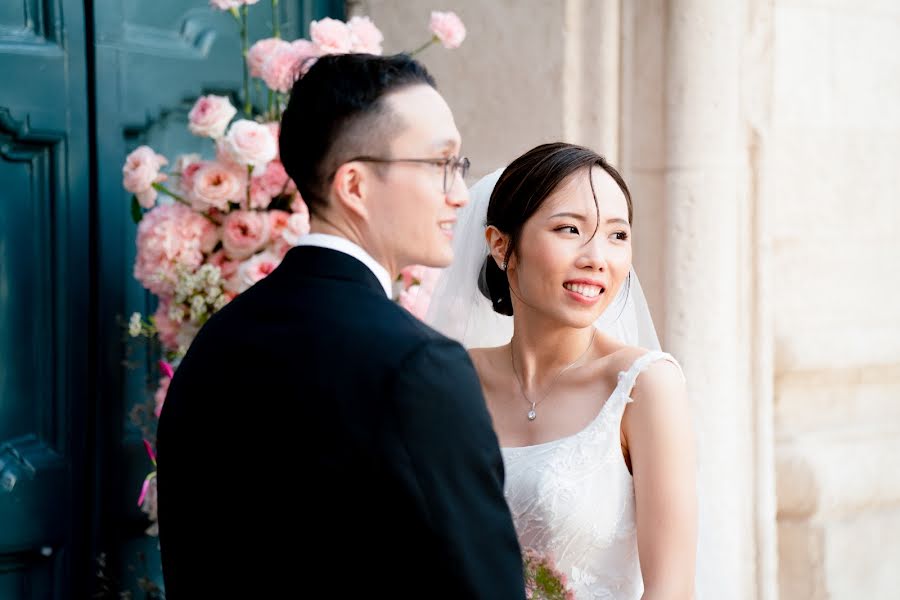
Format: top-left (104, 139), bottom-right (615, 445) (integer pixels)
top-left (279, 53), bottom-right (437, 217)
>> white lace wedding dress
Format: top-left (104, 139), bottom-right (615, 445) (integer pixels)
top-left (501, 351), bottom-right (682, 600)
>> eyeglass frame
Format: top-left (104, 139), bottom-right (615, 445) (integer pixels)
top-left (339, 155), bottom-right (470, 194)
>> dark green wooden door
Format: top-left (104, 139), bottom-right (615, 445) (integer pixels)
top-left (0, 0), bottom-right (92, 597)
top-left (1, 1), bottom-right (342, 597)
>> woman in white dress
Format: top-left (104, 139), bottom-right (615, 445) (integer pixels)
top-left (425, 143), bottom-right (698, 599)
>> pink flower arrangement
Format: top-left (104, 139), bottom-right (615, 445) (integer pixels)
top-left (522, 548), bottom-right (576, 600)
top-left (125, 3), bottom-right (467, 541)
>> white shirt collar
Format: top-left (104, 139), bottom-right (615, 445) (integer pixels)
top-left (292, 233), bottom-right (393, 298)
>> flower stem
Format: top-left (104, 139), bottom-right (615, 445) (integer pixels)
top-left (272, 0), bottom-right (280, 39)
top-left (151, 183), bottom-right (217, 224)
top-left (409, 37), bottom-right (437, 56)
top-left (240, 5), bottom-right (251, 116)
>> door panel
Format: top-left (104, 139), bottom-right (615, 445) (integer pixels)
top-left (0, 0), bottom-right (91, 597)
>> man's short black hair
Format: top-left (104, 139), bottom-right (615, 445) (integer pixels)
top-left (279, 53), bottom-right (437, 216)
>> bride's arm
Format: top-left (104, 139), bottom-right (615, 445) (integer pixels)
top-left (622, 360), bottom-right (698, 600)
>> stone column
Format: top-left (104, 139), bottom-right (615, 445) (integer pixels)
top-left (660, 1), bottom-right (777, 598)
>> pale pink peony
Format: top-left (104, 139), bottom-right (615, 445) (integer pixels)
top-left (221, 119), bottom-right (278, 171)
top-left (281, 211), bottom-right (310, 246)
top-left (123, 146), bottom-right (168, 209)
top-left (190, 161), bottom-right (246, 212)
top-left (247, 38), bottom-right (287, 78)
top-left (153, 299), bottom-right (181, 351)
top-left (260, 43), bottom-right (305, 93)
top-left (221, 210), bottom-right (271, 260)
top-left (310, 18), bottom-right (353, 55)
top-left (154, 376), bottom-right (171, 417)
top-left (187, 94), bottom-right (237, 139)
top-left (209, 0), bottom-right (259, 9)
top-left (348, 16), bottom-right (384, 55)
top-left (234, 251), bottom-right (281, 293)
top-left (134, 204), bottom-right (218, 296)
top-left (291, 39), bottom-right (320, 77)
top-left (429, 11), bottom-right (466, 49)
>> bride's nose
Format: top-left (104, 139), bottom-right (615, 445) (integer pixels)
top-left (575, 238), bottom-right (608, 271)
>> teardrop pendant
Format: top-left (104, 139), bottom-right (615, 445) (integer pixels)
top-left (527, 409), bottom-right (537, 421)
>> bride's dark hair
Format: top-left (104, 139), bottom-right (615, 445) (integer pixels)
top-left (478, 142), bottom-right (633, 316)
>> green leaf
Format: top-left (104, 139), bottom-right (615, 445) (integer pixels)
top-left (131, 196), bottom-right (143, 224)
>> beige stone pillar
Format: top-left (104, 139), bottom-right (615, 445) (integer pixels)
top-left (659, 1), bottom-right (777, 598)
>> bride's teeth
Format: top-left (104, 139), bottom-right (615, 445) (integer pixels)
top-left (564, 283), bottom-right (603, 298)
top-left (439, 223), bottom-right (453, 231)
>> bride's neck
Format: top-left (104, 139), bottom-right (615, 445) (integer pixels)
top-left (509, 316), bottom-right (594, 386)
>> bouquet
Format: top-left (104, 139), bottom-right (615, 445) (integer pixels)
top-left (523, 548), bottom-right (576, 600)
top-left (124, 0), bottom-right (467, 538)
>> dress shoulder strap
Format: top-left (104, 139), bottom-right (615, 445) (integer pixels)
top-left (613, 350), bottom-right (684, 408)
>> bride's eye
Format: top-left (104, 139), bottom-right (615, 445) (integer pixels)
top-left (555, 225), bottom-right (579, 235)
top-left (611, 231), bottom-right (629, 241)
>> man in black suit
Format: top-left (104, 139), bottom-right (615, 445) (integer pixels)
top-left (156, 53), bottom-right (525, 598)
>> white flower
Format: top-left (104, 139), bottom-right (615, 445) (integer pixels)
top-left (128, 312), bottom-right (143, 337)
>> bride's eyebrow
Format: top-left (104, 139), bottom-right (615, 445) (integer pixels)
top-left (549, 212), bottom-right (586, 221)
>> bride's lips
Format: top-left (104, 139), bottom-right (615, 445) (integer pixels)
top-left (563, 278), bottom-right (607, 306)
top-left (438, 219), bottom-right (456, 239)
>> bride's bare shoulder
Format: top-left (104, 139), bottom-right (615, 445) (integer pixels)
top-left (467, 346), bottom-right (507, 377)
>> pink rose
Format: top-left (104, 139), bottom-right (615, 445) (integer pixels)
top-left (310, 18), bottom-right (353, 55)
top-left (248, 178), bottom-right (272, 210)
top-left (188, 94), bottom-right (237, 139)
top-left (209, 0), bottom-right (259, 9)
top-left (281, 211), bottom-right (310, 246)
top-left (208, 249), bottom-right (240, 280)
top-left (123, 146), bottom-right (168, 208)
top-left (179, 160), bottom-right (204, 195)
top-left (221, 210), bottom-right (271, 260)
top-left (190, 161), bottom-right (246, 212)
top-left (254, 160), bottom-right (290, 196)
top-left (234, 251), bottom-right (281, 293)
top-left (348, 16), bottom-right (383, 55)
top-left (221, 119), bottom-right (278, 171)
top-left (429, 11), bottom-right (466, 49)
top-left (154, 376), bottom-right (171, 417)
top-left (268, 210), bottom-right (291, 242)
top-left (247, 38), bottom-right (286, 78)
top-left (153, 299), bottom-right (181, 351)
top-left (290, 191), bottom-right (309, 215)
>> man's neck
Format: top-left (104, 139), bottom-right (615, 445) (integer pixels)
top-left (309, 220), bottom-right (397, 279)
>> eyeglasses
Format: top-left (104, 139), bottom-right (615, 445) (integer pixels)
top-left (346, 155), bottom-right (470, 194)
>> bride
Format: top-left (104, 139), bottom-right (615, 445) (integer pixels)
top-left (424, 143), bottom-right (698, 599)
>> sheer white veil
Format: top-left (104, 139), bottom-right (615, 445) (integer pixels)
top-left (423, 167), bottom-right (660, 351)
top-left (423, 167), bottom-right (714, 600)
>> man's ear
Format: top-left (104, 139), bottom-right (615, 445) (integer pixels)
top-left (485, 225), bottom-right (510, 269)
top-left (331, 161), bottom-right (369, 221)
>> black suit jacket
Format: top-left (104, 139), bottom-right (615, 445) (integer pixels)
top-left (156, 245), bottom-right (525, 599)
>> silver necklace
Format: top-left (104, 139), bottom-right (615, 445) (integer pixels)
top-left (510, 328), bottom-right (596, 421)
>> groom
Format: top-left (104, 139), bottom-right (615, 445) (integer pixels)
top-left (156, 53), bottom-right (525, 598)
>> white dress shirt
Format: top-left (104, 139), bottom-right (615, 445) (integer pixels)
top-left (292, 233), bottom-right (393, 298)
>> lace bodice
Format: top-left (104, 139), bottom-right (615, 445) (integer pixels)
top-left (501, 351), bottom-right (682, 600)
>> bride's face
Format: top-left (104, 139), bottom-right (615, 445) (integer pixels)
top-left (508, 167), bottom-right (632, 328)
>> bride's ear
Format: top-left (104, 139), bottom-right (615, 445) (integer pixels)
top-left (485, 226), bottom-right (510, 270)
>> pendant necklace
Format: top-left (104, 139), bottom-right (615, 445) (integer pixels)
top-left (510, 328), bottom-right (596, 421)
